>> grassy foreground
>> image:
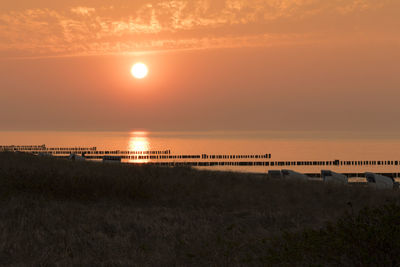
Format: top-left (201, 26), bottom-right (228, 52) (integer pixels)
top-left (0, 152), bottom-right (399, 266)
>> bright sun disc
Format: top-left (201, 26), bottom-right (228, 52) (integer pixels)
top-left (131, 63), bottom-right (148, 79)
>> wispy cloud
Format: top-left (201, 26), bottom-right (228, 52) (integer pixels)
top-left (70, 6), bottom-right (96, 16)
top-left (0, 0), bottom-right (398, 58)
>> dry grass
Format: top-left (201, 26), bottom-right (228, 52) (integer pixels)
top-left (0, 152), bottom-right (398, 266)
top-left (266, 202), bottom-right (400, 266)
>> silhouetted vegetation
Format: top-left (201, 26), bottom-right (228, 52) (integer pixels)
top-left (266, 203), bottom-right (400, 266)
top-left (0, 152), bottom-right (399, 266)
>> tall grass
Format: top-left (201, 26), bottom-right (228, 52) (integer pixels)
top-left (266, 202), bottom-right (400, 266)
top-left (0, 152), bottom-right (398, 266)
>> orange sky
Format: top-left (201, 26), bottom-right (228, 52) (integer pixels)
top-left (0, 0), bottom-right (399, 131)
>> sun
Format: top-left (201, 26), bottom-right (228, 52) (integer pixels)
top-left (131, 63), bottom-right (148, 79)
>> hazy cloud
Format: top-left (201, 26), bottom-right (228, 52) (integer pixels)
top-left (0, 0), bottom-right (399, 58)
top-left (70, 6), bottom-right (96, 16)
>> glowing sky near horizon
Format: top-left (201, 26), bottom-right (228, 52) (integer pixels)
top-left (0, 0), bottom-right (399, 132)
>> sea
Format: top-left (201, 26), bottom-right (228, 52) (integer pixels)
top-left (1, 130), bottom-right (400, 174)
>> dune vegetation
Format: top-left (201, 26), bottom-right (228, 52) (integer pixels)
top-left (0, 152), bottom-right (399, 266)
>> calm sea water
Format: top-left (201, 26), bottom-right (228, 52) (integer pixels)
top-left (1, 131), bottom-right (400, 174)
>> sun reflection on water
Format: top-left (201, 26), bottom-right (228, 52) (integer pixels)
top-left (128, 131), bottom-right (150, 163)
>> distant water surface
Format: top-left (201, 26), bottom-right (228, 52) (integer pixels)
top-left (1, 131), bottom-right (400, 173)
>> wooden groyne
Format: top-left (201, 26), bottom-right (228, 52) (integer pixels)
top-left (2, 145), bottom-right (400, 169)
top-left (0, 145), bottom-right (170, 155)
top-left (0, 145), bottom-right (271, 161)
top-left (143, 160), bottom-right (400, 169)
